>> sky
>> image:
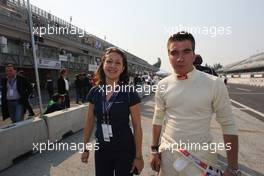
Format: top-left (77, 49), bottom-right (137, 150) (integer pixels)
top-left (30, 0), bottom-right (264, 72)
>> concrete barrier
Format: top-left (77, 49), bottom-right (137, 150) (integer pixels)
top-left (0, 118), bottom-right (48, 171)
top-left (43, 104), bottom-right (88, 143)
top-left (0, 93), bottom-right (152, 171)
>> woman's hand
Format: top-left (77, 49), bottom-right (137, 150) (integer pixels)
top-left (130, 157), bottom-right (144, 175)
top-left (81, 150), bottom-right (89, 163)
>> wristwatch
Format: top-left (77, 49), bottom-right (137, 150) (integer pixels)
top-left (226, 167), bottom-right (241, 176)
top-left (151, 145), bottom-right (159, 154)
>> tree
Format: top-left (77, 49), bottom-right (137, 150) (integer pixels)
top-left (213, 62), bottom-right (223, 70)
top-left (205, 63), bottom-right (210, 68)
top-left (153, 57), bottom-right (161, 68)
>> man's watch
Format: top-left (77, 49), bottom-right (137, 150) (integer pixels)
top-left (226, 167), bottom-right (241, 176)
top-left (151, 145), bottom-right (159, 154)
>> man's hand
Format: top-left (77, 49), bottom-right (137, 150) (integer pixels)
top-left (223, 134), bottom-right (239, 174)
top-left (150, 153), bottom-right (161, 172)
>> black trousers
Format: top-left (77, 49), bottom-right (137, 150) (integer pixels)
top-left (95, 150), bottom-right (134, 176)
top-left (64, 91), bottom-right (70, 108)
top-left (25, 99), bottom-right (35, 116)
top-left (47, 88), bottom-right (54, 99)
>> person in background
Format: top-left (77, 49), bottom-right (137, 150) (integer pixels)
top-left (57, 68), bottom-right (70, 108)
top-left (134, 74), bottom-right (141, 86)
top-left (43, 93), bottom-right (64, 115)
top-left (1, 64), bottom-right (33, 123)
top-left (193, 54), bottom-right (218, 76)
top-left (82, 73), bottom-right (92, 103)
top-left (46, 73), bottom-right (54, 99)
top-left (90, 73), bottom-right (97, 86)
top-left (17, 70), bottom-right (35, 117)
top-left (75, 74), bottom-right (83, 104)
top-left (224, 75), bottom-right (228, 85)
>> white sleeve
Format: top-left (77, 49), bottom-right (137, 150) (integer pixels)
top-left (152, 83), bottom-right (166, 125)
top-left (212, 78), bottom-right (238, 135)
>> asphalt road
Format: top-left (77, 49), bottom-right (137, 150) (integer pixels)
top-left (227, 84), bottom-right (264, 121)
top-left (1, 94), bottom-right (264, 176)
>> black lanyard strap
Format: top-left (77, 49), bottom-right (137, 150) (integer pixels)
top-left (102, 90), bottom-right (119, 124)
top-left (8, 78), bottom-right (16, 88)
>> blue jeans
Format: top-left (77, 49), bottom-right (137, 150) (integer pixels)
top-left (7, 100), bottom-right (24, 123)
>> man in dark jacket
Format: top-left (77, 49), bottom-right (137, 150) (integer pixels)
top-left (46, 73), bottom-right (54, 99)
top-left (81, 73), bottom-right (92, 103)
top-left (57, 68), bottom-right (70, 108)
top-left (75, 74), bottom-right (83, 104)
top-left (193, 55), bottom-right (218, 76)
top-left (17, 70), bottom-right (35, 117)
top-left (1, 64), bottom-right (32, 123)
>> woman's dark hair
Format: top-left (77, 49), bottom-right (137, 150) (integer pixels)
top-left (6, 63), bottom-right (17, 70)
top-left (95, 47), bottom-right (129, 85)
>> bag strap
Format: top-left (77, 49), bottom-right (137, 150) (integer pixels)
top-left (177, 149), bottom-right (223, 176)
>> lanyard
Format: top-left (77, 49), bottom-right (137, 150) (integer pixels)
top-left (8, 78), bottom-right (16, 89)
top-left (102, 88), bottom-right (119, 124)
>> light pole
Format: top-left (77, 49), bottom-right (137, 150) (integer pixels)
top-left (27, 0), bottom-right (43, 114)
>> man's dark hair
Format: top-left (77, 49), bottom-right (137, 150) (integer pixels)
top-left (59, 68), bottom-right (67, 76)
top-left (6, 64), bottom-right (17, 70)
top-left (167, 31), bottom-right (195, 52)
top-left (193, 55), bottom-right (203, 66)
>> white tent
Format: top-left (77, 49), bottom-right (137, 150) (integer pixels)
top-left (156, 69), bottom-right (171, 77)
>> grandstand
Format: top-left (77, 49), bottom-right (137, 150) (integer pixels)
top-left (0, 0), bottom-right (158, 87)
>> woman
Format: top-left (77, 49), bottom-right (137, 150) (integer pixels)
top-left (81, 47), bottom-right (144, 175)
